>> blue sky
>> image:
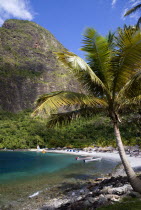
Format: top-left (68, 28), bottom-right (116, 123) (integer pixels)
top-left (0, 0), bottom-right (140, 57)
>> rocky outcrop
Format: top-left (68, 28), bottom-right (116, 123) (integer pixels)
top-left (38, 175), bottom-right (141, 210)
top-left (0, 19), bottom-right (82, 112)
top-left (1, 173), bottom-right (141, 209)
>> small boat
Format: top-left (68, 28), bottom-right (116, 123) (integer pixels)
top-left (4, 149), bottom-right (14, 151)
top-left (76, 156), bottom-right (92, 160)
top-left (83, 157), bottom-right (102, 163)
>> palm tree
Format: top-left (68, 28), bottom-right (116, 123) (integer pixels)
top-left (124, 3), bottom-right (141, 28)
top-left (32, 26), bottom-right (141, 193)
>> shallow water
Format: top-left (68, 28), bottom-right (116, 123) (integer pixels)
top-left (0, 151), bottom-right (119, 208)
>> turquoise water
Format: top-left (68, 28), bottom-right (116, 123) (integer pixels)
top-left (0, 151), bottom-right (118, 182)
top-left (0, 151), bottom-right (119, 209)
top-left (0, 151), bottom-right (80, 183)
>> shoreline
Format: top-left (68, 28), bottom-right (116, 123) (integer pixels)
top-left (46, 149), bottom-right (141, 170)
top-left (1, 148), bottom-right (141, 169)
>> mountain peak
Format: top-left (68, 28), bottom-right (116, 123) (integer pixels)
top-left (0, 19), bottom-right (81, 112)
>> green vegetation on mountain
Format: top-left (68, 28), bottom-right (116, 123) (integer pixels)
top-left (0, 110), bottom-right (140, 149)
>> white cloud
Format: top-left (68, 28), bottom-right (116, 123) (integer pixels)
top-left (0, 17), bottom-right (4, 25)
top-left (112, 0), bottom-right (117, 7)
top-left (0, 0), bottom-right (33, 25)
top-left (130, 0), bottom-right (141, 7)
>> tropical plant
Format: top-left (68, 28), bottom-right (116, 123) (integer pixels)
top-left (32, 26), bottom-right (141, 193)
top-left (124, 3), bottom-right (141, 28)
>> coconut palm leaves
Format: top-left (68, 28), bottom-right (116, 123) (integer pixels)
top-left (33, 26), bottom-right (141, 125)
top-left (124, 3), bottom-right (141, 16)
top-left (32, 91), bottom-right (107, 119)
top-left (56, 50), bottom-right (107, 97)
top-left (47, 106), bottom-right (104, 128)
top-left (32, 26), bottom-right (141, 193)
top-left (81, 28), bottom-right (112, 92)
top-left (112, 26), bottom-right (141, 96)
top-left (124, 3), bottom-right (141, 28)
top-left (117, 69), bottom-right (141, 110)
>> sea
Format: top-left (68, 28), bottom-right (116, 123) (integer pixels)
top-left (0, 151), bottom-right (119, 209)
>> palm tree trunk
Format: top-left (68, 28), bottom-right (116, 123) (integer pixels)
top-left (114, 121), bottom-right (141, 193)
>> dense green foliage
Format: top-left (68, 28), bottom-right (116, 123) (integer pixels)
top-left (99, 198), bottom-right (141, 210)
top-left (0, 110), bottom-right (140, 149)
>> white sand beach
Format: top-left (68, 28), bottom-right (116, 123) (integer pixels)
top-left (46, 149), bottom-right (141, 170)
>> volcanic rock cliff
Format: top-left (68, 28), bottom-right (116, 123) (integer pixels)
top-left (0, 19), bottom-right (82, 112)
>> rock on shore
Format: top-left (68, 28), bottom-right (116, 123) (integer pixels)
top-left (38, 174), bottom-right (141, 210)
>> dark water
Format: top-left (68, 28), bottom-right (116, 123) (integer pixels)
top-left (0, 151), bottom-right (119, 208)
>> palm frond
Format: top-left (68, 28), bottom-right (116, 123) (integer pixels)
top-left (137, 16), bottom-right (141, 28)
top-left (32, 91), bottom-right (107, 118)
top-left (112, 27), bottom-right (141, 98)
top-left (118, 95), bottom-right (141, 112)
top-left (35, 91), bottom-right (63, 105)
top-left (106, 31), bottom-right (116, 50)
top-left (56, 50), bottom-right (109, 97)
top-left (46, 106), bottom-right (104, 128)
top-left (81, 28), bottom-right (113, 92)
top-left (124, 4), bottom-right (141, 17)
top-left (116, 69), bottom-right (141, 106)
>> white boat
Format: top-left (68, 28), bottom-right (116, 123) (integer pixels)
top-left (75, 156), bottom-right (93, 160)
top-left (83, 157), bottom-right (102, 163)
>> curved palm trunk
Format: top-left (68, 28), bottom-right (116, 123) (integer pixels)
top-left (114, 122), bottom-right (141, 193)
